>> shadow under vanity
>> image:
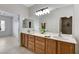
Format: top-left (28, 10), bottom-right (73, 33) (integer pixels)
top-left (20, 16), bottom-right (76, 54)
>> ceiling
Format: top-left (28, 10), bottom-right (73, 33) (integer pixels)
top-left (24, 4), bottom-right (34, 7)
top-left (24, 4), bottom-right (72, 8)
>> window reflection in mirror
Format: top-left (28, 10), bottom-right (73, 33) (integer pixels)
top-left (0, 20), bottom-right (5, 31)
top-left (29, 21), bottom-right (31, 28)
top-left (23, 18), bottom-right (27, 28)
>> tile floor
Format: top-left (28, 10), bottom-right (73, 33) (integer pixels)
top-left (0, 36), bottom-right (34, 54)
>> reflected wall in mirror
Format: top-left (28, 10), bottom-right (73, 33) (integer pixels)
top-left (23, 18), bottom-right (27, 28)
top-left (60, 16), bottom-right (72, 34)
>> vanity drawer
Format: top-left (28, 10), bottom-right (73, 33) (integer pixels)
top-left (28, 41), bottom-right (34, 45)
top-left (35, 43), bottom-right (45, 50)
top-left (35, 36), bottom-right (45, 50)
top-left (24, 34), bottom-right (28, 48)
top-left (57, 41), bottom-right (75, 54)
top-left (28, 35), bottom-right (34, 42)
top-left (35, 40), bottom-right (45, 46)
top-left (35, 36), bottom-right (45, 43)
top-left (28, 42), bottom-right (34, 52)
top-left (20, 33), bottom-right (25, 46)
top-left (46, 39), bottom-right (57, 54)
top-left (35, 36), bottom-right (46, 54)
top-left (35, 47), bottom-right (45, 54)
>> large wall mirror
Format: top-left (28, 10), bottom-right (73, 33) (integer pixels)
top-left (22, 18), bottom-right (34, 28)
top-left (60, 16), bottom-right (72, 34)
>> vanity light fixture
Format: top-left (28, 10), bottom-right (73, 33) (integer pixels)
top-left (35, 7), bottom-right (50, 16)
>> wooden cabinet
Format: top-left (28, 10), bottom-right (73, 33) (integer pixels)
top-left (35, 36), bottom-right (46, 54)
top-left (24, 34), bottom-right (28, 48)
top-left (28, 35), bottom-right (35, 52)
top-left (57, 41), bottom-right (75, 54)
top-left (20, 33), bottom-right (75, 54)
top-left (20, 33), bottom-right (28, 48)
top-left (46, 39), bottom-right (57, 54)
top-left (20, 33), bottom-right (25, 46)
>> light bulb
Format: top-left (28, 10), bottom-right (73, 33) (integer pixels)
top-left (35, 12), bottom-right (38, 15)
top-left (40, 11), bottom-right (43, 15)
top-left (42, 10), bottom-right (44, 15)
top-left (38, 11), bottom-right (43, 16)
top-left (43, 9), bottom-right (50, 15)
top-left (35, 12), bottom-right (40, 16)
top-left (38, 11), bottom-right (41, 15)
top-left (46, 9), bottom-right (50, 14)
top-left (43, 9), bottom-right (47, 14)
top-left (37, 12), bottom-right (40, 16)
top-left (35, 8), bottom-right (50, 16)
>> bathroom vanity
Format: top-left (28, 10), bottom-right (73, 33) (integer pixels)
top-left (20, 32), bottom-right (76, 54)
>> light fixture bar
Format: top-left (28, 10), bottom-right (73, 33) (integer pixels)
top-left (35, 7), bottom-right (50, 16)
top-left (36, 7), bottom-right (48, 12)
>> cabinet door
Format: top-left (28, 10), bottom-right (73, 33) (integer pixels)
top-left (46, 39), bottom-right (57, 54)
top-left (28, 35), bottom-right (35, 52)
top-left (28, 35), bottom-right (35, 42)
top-left (28, 41), bottom-right (34, 52)
top-left (35, 47), bottom-right (45, 54)
top-left (57, 41), bottom-right (75, 54)
top-left (24, 34), bottom-right (28, 48)
top-left (20, 33), bottom-right (25, 46)
top-left (35, 36), bottom-right (46, 54)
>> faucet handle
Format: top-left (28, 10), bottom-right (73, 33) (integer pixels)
top-left (59, 32), bottom-right (62, 37)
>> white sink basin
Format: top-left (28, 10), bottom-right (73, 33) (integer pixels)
top-left (53, 35), bottom-right (73, 40)
top-left (53, 36), bottom-right (66, 39)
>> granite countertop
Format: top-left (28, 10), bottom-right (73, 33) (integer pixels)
top-left (21, 31), bottom-right (77, 44)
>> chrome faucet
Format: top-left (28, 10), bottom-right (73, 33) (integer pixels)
top-left (27, 29), bottom-right (30, 33)
top-left (58, 32), bottom-right (62, 37)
